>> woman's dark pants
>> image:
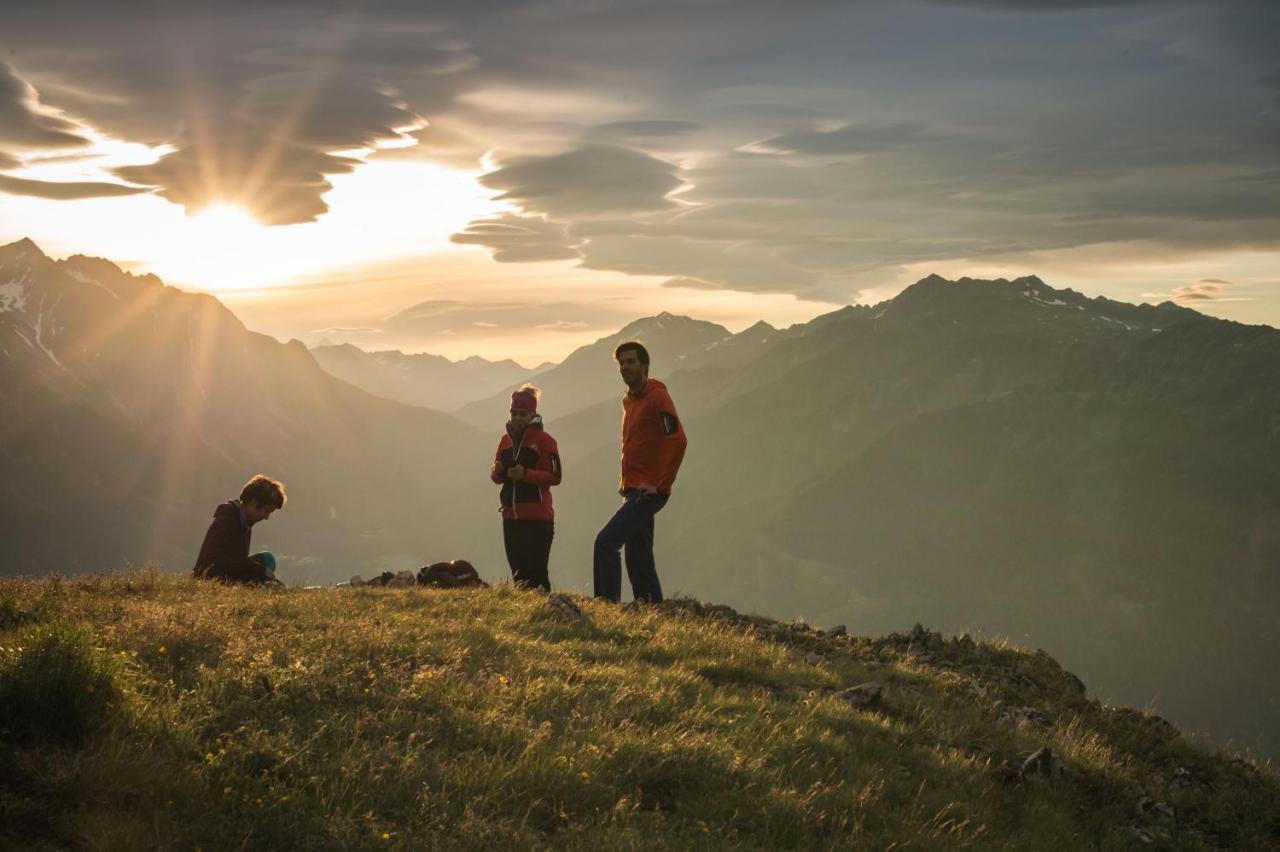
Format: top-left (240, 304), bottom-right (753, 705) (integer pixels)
top-left (502, 519), bottom-right (554, 591)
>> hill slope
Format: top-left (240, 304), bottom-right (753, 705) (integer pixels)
top-left (533, 274), bottom-right (1280, 759)
top-left (1, 573), bottom-right (1276, 850)
top-left (0, 238), bottom-right (497, 580)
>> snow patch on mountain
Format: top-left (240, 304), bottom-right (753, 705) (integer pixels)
top-left (65, 267), bottom-right (121, 300)
top-left (1098, 315), bottom-right (1136, 331)
top-left (1022, 289), bottom-right (1068, 308)
top-left (0, 276), bottom-right (30, 313)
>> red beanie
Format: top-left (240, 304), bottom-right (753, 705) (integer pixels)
top-left (510, 389), bottom-right (538, 413)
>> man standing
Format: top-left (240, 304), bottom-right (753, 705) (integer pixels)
top-left (192, 474), bottom-right (286, 584)
top-left (593, 341), bottom-right (687, 603)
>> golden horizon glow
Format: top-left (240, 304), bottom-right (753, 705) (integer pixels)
top-left (3, 159), bottom-right (503, 292)
top-left (152, 204), bottom-right (272, 290)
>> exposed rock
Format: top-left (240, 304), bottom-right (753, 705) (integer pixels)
top-left (547, 593), bottom-right (589, 623)
top-left (1135, 796), bottom-right (1175, 826)
top-left (996, 702), bottom-right (1049, 729)
top-left (1019, 746), bottom-right (1065, 779)
top-left (387, 570), bottom-right (417, 588)
top-left (1168, 766), bottom-right (1197, 791)
top-left (1127, 825), bottom-right (1155, 845)
top-left (348, 575), bottom-right (366, 587)
top-left (834, 681), bottom-right (883, 710)
top-left (827, 624), bottom-right (847, 636)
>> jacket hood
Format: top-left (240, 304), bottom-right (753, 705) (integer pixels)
top-left (214, 500), bottom-right (247, 526)
top-left (629, 378), bottom-right (667, 399)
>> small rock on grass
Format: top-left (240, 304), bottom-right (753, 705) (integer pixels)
top-left (1019, 746), bottom-right (1065, 780)
top-left (547, 593), bottom-right (589, 623)
top-left (834, 681), bottom-right (883, 710)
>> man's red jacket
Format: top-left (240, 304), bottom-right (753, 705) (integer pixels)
top-left (490, 419), bottom-right (562, 521)
top-left (620, 378), bottom-right (687, 495)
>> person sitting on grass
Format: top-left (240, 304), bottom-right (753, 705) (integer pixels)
top-left (192, 474), bottom-right (286, 585)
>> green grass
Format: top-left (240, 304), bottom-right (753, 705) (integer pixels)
top-left (1, 572), bottom-right (1276, 850)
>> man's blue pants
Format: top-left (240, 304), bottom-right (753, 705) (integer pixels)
top-left (593, 490), bottom-right (669, 603)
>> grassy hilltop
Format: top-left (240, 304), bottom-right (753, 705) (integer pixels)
top-left (1, 573), bottom-right (1277, 851)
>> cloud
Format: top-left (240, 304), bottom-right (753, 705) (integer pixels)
top-left (579, 233), bottom-right (823, 296)
top-left (311, 326), bottom-right (384, 335)
top-left (450, 213), bottom-right (581, 263)
top-left (747, 122), bottom-right (944, 156)
top-left (4, 1), bottom-right (1280, 308)
top-left (114, 132), bottom-right (361, 224)
top-left (589, 121), bottom-right (704, 139)
top-left (1143, 279), bottom-right (1253, 304)
top-left (0, 62), bottom-right (92, 151)
top-left (1174, 282), bottom-right (1222, 301)
top-left (476, 145), bottom-right (685, 217)
top-left (0, 173), bottom-right (152, 200)
top-left (382, 299), bottom-right (617, 340)
top-left (109, 74), bottom-right (428, 224)
top-left (658, 277), bottom-right (721, 291)
top-left (240, 74), bottom-right (424, 150)
top-left (240, 25), bottom-right (478, 79)
top-left (924, 0), bottom-right (1163, 9)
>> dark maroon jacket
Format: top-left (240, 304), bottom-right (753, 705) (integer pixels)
top-left (191, 501), bottom-right (268, 583)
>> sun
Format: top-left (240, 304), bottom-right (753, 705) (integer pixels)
top-left (124, 161), bottom-right (501, 294)
top-left (149, 203), bottom-right (293, 291)
top-left (188, 204), bottom-right (262, 236)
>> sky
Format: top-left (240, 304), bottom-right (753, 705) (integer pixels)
top-left (1, 0), bottom-right (1277, 365)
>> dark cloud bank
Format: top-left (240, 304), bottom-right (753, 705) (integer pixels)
top-left (1, 1), bottom-right (1277, 299)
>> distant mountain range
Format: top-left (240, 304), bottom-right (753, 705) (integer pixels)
top-left (4, 237), bottom-right (1278, 759)
top-left (453, 312), bottom-right (736, 427)
top-left (0, 238), bottom-right (499, 580)
top-left (309, 343), bottom-right (549, 412)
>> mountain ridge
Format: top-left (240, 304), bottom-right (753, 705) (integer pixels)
top-left (309, 342), bottom-right (543, 412)
top-left (0, 238), bottom-right (499, 579)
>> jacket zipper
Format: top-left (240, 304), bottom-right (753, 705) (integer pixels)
top-left (511, 430), bottom-right (526, 520)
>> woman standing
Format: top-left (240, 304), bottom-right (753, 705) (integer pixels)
top-left (490, 385), bottom-right (562, 591)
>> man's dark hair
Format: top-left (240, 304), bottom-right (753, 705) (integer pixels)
top-left (240, 474), bottom-right (287, 508)
top-left (613, 340), bottom-right (650, 365)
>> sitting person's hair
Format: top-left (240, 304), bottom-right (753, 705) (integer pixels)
top-left (240, 474), bottom-right (287, 508)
